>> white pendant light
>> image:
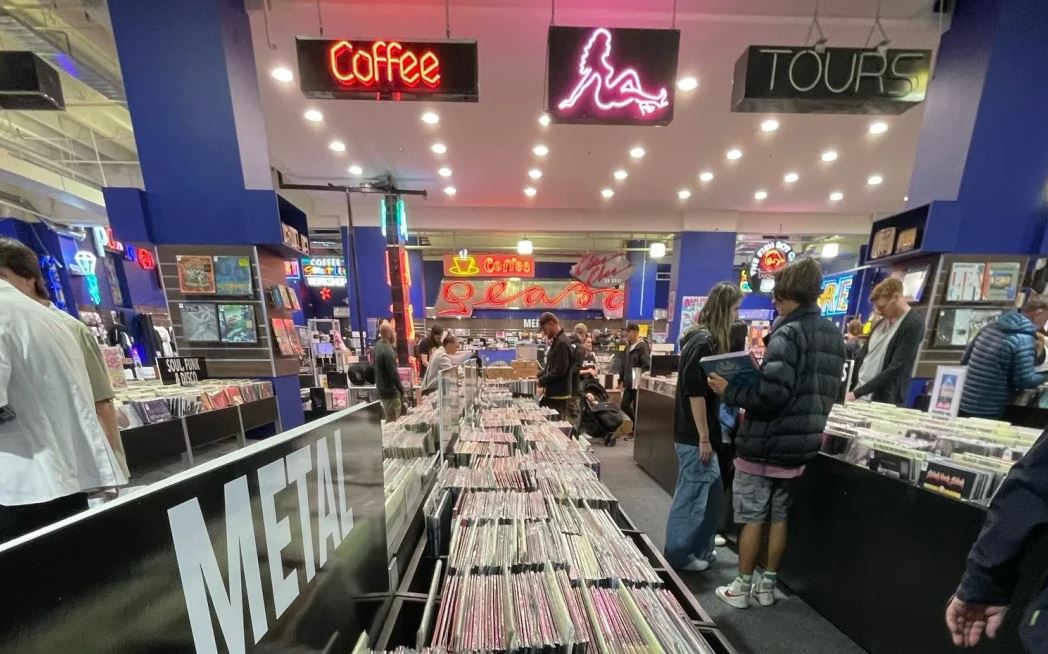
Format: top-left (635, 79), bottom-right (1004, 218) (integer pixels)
top-left (821, 243), bottom-right (839, 259)
top-left (649, 242), bottom-right (667, 259)
top-left (517, 237), bottom-right (534, 255)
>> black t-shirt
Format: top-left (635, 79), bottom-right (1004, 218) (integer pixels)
top-left (673, 329), bottom-right (722, 448)
top-left (418, 338), bottom-right (437, 374)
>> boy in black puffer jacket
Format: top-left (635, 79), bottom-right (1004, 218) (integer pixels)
top-left (708, 257), bottom-right (846, 609)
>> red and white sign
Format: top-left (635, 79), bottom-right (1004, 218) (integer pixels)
top-left (570, 252), bottom-right (634, 288)
top-left (442, 253), bottom-right (535, 278)
top-left (435, 279), bottom-right (625, 318)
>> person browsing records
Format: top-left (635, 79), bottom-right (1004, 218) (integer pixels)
top-left (416, 324), bottom-right (444, 378)
top-left (848, 277), bottom-right (924, 406)
top-left (421, 333), bottom-right (475, 394)
top-left (374, 322), bottom-right (405, 420)
top-left (618, 323), bottom-right (650, 441)
top-left (537, 312), bottom-right (573, 419)
top-left (707, 258), bottom-right (845, 609)
top-left (664, 282), bottom-right (742, 573)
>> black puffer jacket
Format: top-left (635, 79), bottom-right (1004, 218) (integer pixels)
top-left (724, 304), bottom-right (846, 468)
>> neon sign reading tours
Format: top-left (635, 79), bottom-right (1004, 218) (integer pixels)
top-left (547, 26), bottom-right (680, 126)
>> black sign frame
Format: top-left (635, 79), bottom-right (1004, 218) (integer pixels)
top-left (296, 36), bottom-right (479, 102)
top-left (546, 26), bottom-right (680, 126)
top-left (0, 404), bottom-right (388, 654)
top-left (157, 355), bottom-right (209, 386)
top-left (731, 45), bottom-right (932, 115)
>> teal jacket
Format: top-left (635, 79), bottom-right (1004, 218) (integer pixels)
top-left (959, 311), bottom-right (1047, 418)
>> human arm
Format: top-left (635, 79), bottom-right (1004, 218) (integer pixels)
top-left (538, 342), bottom-right (571, 388)
top-left (948, 429), bottom-right (1048, 645)
top-left (689, 396), bottom-right (713, 463)
top-left (853, 316), bottom-right (923, 399)
top-left (639, 341), bottom-right (651, 371)
top-left (960, 334), bottom-right (977, 366)
top-left (721, 329), bottom-right (797, 413)
top-left (381, 346), bottom-right (406, 395)
top-left (1010, 333), bottom-right (1048, 390)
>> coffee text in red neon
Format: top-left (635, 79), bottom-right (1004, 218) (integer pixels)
top-left (328, 40), bottom-right (440, 88)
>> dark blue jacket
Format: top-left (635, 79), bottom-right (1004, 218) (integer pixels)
top-left (724, 304), bottom-right (846, 468)
top-left (956, 429), bottom-right (1048, 651)
top-left (959, 311), bottom-right (1047, 418)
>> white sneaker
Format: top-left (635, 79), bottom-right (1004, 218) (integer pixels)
top-left (714, 534), bottom-right (727, 547)
top-left (678, 557), bottom-right (710, 572)
top-left (751, 572), bottom-right (776, 607)
top-left (715, 579), bottom-right (752, 609)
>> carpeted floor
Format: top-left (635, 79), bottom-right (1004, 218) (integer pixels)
top-left (594, 437), bottom-right (865, 654)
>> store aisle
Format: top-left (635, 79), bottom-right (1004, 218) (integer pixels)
top-left (595, 439), bottom-right (864, 654)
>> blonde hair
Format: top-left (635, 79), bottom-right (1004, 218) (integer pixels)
top-left (697, 282), bottom-right (744, 352)
top-left (870, 277), bottom-right (903, 302)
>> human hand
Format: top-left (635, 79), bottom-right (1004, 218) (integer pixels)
top-left (707, 373), bottom-right (728, 395)
top-left (945, 596), bottom-right (1007, 647)
top-left (846, 391), bottom-right (857, 402)
top-left (699, 440), bottom-right (713, 464)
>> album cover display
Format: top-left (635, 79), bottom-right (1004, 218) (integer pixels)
top-left (213, 255), bottom-right (253, 296)
top-left (217, 303), bottom-right (257, 344)
top-left (176, 255), bottom-right (216, 294)
top-left (180, 302), bottom-right (220, 343)
top-left (946, 262), bottom-right (985, 302)
top-left (934, 308), bottom-right (1002, 347)
top-left (983, 262), bottom-right (1021, 301)
top-left (870, 227), bottom-right (896, 259)
top-left (895, 227), bottom-right (919, 253)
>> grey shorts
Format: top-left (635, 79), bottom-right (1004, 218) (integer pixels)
top-left (733, 471), bottom-right (793, 524)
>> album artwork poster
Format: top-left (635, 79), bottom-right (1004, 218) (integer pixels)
top-left (180, 302), bottom-right (220, 343)
top-left (217, 303), bottom-right (258, 344)
top-left (176, 255), bottom-right (216, 294)
top-left (213, 255), bottom-right (253, 296)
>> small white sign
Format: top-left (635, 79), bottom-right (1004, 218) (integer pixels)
top-left (929, 365), bottom-right (967, 418)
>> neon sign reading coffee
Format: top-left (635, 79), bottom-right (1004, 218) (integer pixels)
top-left (328, 40), bottom-right (440, 89)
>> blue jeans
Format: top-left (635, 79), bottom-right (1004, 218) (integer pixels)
top-left (665, 444), bottom-right (723, 567)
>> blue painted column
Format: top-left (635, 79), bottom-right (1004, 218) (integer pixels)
top-left (109, 0), bottom-right (303, 428)
top-left (625, 241), bottom-right (656, 321)
top-left (667, 232), bottom-right (736, 350)
top-left (342, 226), bottom-right (393, 341)
top-left (907, 0), bottom-right (1048, 255)
top-left (408, 249), bottom-right (427, 320)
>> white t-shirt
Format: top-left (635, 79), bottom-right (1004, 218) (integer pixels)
top-left (856, 309), bottom-right (909, 389)
top-left (0, 280), bottom-right (127, 505)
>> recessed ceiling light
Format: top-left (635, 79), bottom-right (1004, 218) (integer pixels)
top-left (613, 169), bottom-right (628, 181)
top-left (533, 144), bottom-right (549, 157)
top-left (677, 76), bottom-right (698, 91)
top-left (821, 243), bottom-right (840, 259)
top-left (431, 142), bottom-right (447, 154)
top-left (601, 188), bottom-right (614, 199)
top-left (348, 164), bottom-right (362, 175)
top-left (538, 114), bottom-right (551, 126)
top-left (783, 172), bottom-right (799, 183)
top-left (760, 118), bottom-right (780, 132)
top-left (443, 186), bottom-right (457, 196)
top-left (698, 171), bottom-right (714, 182)
top-left (438, 167), bottom-right (452, 178)
top-left (629, 146), bottom-right (646, 159)
top-left (677, 189), bottom-right (692, 200)
top-left (524, 187), bottom-right (537, 197)
top-left (726, 148), bottom-right (742, 160)
top-left (867, 174), bottom-right (884, 186)
top-left (304, 108), bottom-right (323, 122)
top-left (754, 189), bottom-right (768, 200)
top-left (421, 111), bottom-right (440, 125)
top-left (821, 150), bottom-right (839, 162)
top-left (829, 191), bottom-right (844, 201)
top-left (528, 168), bottom-right (543, 180)
top-left (904, 195), bottom-right (909, 202)
top-left (270, 66), bottom-right (293, 82)
top-left (868, 121), bottom-right (889, 135)
top-left (329, 140), bottom-right (346, 152)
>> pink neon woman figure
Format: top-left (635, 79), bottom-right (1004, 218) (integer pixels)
top-left (557, 28), bottom-right (669, 116)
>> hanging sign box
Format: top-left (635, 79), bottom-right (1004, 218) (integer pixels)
top-left (443, 252), bottom-right (535, 278)
top-left (296, 37), bottom-right (479, 102)
top-left (157, 356), bottom-right (209, 386)
top-left (731, 45), bottom-right (932, 114)
top-left (547, 26), bottom-right (680, 126)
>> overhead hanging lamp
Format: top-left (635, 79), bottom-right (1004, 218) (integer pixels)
top-left (517, 237), bottom-right (534, 255)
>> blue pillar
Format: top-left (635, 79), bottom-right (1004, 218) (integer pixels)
top-left (907, 0), bottom-right (1048, 255)
top-left (342, 226), bottom-right (393, 339)
top-left (625, 241), bottom-right (656, 321)
top-left (408, 249), bottom-right (427, 319)
top-left (667, 232), bottom-right (736, 349)
top-left (109, 0), bottom-right (302, 428)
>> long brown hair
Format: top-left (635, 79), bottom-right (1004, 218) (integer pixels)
top-left (697, 282), bottom-right (743, 353)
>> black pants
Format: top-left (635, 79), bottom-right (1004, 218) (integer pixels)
top-left (621, 388), bottom-right (638, 423)
top-left (540, 396), bottom-right (570, 420)
top-left (0, 492), bottom-right (89, 544)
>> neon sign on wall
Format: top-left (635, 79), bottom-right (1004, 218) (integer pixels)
top-left (296, 37), bottom-right (479, 102)
top-left (547, 26), bottom-right (680, 126)
top-left (434, 279), bottom-right (625, 319)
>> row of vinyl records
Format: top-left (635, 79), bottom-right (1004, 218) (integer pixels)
top-left (113, 379), bottom-right (274, 429)
top-left (823, 402), bottom-right (1042, 503)
top-left (408, 390), bottom-right (717, 653)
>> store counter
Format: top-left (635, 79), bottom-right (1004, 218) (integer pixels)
top-left (633, 375), bottom-right (679, 495)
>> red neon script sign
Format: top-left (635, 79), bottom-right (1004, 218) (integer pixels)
top-left (435, 279), bottom-right (625, 318)
top-left (328, 40), bottom-right (440, 89)
top-left (570, 252), bottom-right (634, 288)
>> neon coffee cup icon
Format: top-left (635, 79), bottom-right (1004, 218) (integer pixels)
top-left (449, 255), bottom-right (479, 276)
